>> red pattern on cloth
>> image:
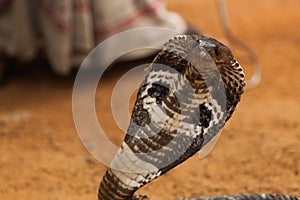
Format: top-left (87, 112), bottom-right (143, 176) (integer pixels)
top-left (39, 1), bottom-right (72, 34)
top-left (74, 0), bottom-right (90, 12)
top-left (0, 0), bottom-right (186, 75)
top-left (95, 0), bottom-right (161, 39)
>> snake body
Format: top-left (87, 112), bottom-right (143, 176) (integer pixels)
top-left (179, 194), bottom-right (300, 200)
top-left (97, 35), bottom-right (299, 200)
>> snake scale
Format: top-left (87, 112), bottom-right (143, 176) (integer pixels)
top-left (97, 35), bottom-right (299, 200)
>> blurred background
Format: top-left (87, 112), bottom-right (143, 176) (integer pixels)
top-left (0, 0), bottom-right (299, 199)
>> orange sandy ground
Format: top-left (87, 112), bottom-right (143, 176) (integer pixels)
top-left (0, 0), bottom-right (299, 199)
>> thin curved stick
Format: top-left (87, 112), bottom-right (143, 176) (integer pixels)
top-left (215, 0), bottom-right (261, 90)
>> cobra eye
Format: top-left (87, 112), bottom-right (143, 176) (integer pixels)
top-left (214, 46), bottom-right (220, 56)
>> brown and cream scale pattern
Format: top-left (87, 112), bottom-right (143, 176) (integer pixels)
top-left (97, 35), bottom-right (299, 200)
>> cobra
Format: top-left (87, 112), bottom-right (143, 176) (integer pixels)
top-left (97, 35), bottom-right (299, 200)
